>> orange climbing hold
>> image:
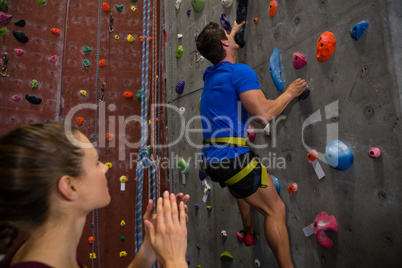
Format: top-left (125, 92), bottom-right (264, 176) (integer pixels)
top-left (98, 59), bottom-right (106, 67)
top-left (288, 183), bottom-right (298, 194)
top-left (76, 117), bottom-right (85, 126)
top-left (51, 28), bottom-right (60, 35)
top-left (88, 236), bottom-right (94, 244)
top-left (269, 0), bottom-right (278, 17)
top-left (124, 91), bottom-right (133, 98)
top-left (316, 31), bottom-right (336, 62)
top-left (102, 3), bottom-right (110, 11)
top-left (253, 18), bottom-right (258, 24)
top-left (148, 37), bottom-right (152, 42)
top-left (307, 150), bottom-right (318, 162)
top-left (106, 133), bottom-right (114, 141)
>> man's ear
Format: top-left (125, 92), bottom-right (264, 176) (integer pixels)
top-left (221, 39), bottom-right (229, 47)
top-left (58, 175), bottom-right (79, 201)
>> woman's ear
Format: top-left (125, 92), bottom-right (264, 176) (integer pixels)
top-left (58, 175), bottom-right (79, 201)
top-left (221, 39), bottom-right (229, 47)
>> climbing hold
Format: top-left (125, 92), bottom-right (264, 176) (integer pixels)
top-left (127, 34), bottom-right (134, 42)
top-left (236, 231), bottom-right (244, 243)
top-left (137, 89), bottom-right (142, 100)
top-left (269, 47), bottom-right (284, 92)
top-left (198, 97), bottom-right (201, 111)
top-left (14, 48), bottom-right (24, 56)
top-left (148, 37), bottom-right (152, 42)
top-left (349, 21), bottom-right (369, 41)
top-left (114, 35), bottom-right (120, 40)
top-left (175, 80), bottom-right (185, 94)
top-left (120, 176), bottom-right (128, 183)
top-left (221, 230), bottom-right (227, 237)
top-left (83, 45), bottom-right (92, 52)
top-left (221, 0), bottom-right (233, 8)
top-left (89, 253), bottom-right (96, 259)
top-left (271, 175), bottom-right (280, 194)
top-left (0, 12), bottom-right (12, 23)
top-left (80, 90), bottom-right (87, 96)
top-left (194, 203), bottom-right (199, 210)
top-left (49, 55), bottom-right (57, 62)
top-left (106, 133), bottom-right (114, 141)
top-left (0, 0), bottom-right (7, 11)
top-left (12, 29), bottom-right (28, 42)
top-left (119, 251), bottom-right (127, 257)
top-left (88, 236), bottom-right (94, 244)
top-left (325, 140), bottom-right (354, 170)
top-left (175, 0), bottom-right (181, 10)
top-left (25, 94), bottom-right (42, 105)
top-left (76, 117), bottom-right (84, 126)
top-left (14, 19), bottom-right (25, 27)
top-left (206, 205), bottom-right (212, 211)
top-left (178, 158), bottom-right (189, 174)
top-left (51, 28), bottom-right (60, 35)
top-left (298, 89), bottom-right (310, 100)
top-left (293, 52), bottom-right (307, 69)
top-left (287, 182), bottom-right (298, 194)
top-left (220, 251), bottom-right (233, 262)
top-left (130, 0), bottom-right (138, 2)
top-left (368, 147), bottom-right (381, 158)
top-left (31, 80), bottom-right (38, 89)
top-left (197, 265), bottom-right (201, 268)
top-left (139, 36), bottom-right (144, 42)
top-left (124, 91), bottom-right (133, 98)
top-left (307, 150), bottom-right (318, 162)
top-left (105, 162), bottom-right (112, 168)
top-left (196, 244), bottom-right (201, 249)
top-left (176, 45), bottom-right (183, 58)
top-left (316, 31), bottom-right (336, 62)
top-left (186, 259), bottom-right (190, 265)
top-left (187, 10), bottom-right (191, 16)
top-left (191, 0), bottom-right (205, 12)
top-left (131, 6), bottom-right (137, 12)
top-left (115, 4), bottom-right (123, 11)
top-left (246, 124), bottom-right (255, 142)
top-left (83, 59), bottom-right (90, 67)
top-left (220, 14), bottom-right (232, 31)
top-left (313, 211), bottom-right (338, 249)
top-left (0, 27), bottom-right (8, 36)
top-left (36, 0), bottom-right (46, 4)
top-left (254, 259), bottom-right (261, 267)
top-left (269, 0), bottom-right (278, 17)
top-left (120, 236), bottom-right (126, 241)
top-left (177, 34), bottom-right (183, 39)
top-left (120, 220), bottom-right (126, 227)
top-left (98, 59), bottom-right (106, 67)
top-left (263, 122), bottom-right (270, 135)
top-left (12, 95), bottom-right (21, 101)
top-left (102, 3), bottom-right (110, 11)
top-left (253, 18), bottom-right (258, 24)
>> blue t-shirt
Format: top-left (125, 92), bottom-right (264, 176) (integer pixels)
top-left (200, 62), bottom-right (260, 162)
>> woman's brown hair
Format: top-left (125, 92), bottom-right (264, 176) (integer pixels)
top-left (0, 121), bottom-right (84, 252)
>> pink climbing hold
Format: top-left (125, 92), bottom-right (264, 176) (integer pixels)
top-left (313, 211), bottom-right (338, 249)
top-left (293, 52), bottom-right (307, 69)
top-left (0, 12), bottom-right (12, 23)
top-left (247, 124), bottom-right (256, 142)
top-left (368, 147), bottom-right (381, 158)
top-left (50, 55), bottom-right (57, 62)
top-left (12, 95), bottom-right (21, 101)
top-left (14, 48), bottom-right (24, 56)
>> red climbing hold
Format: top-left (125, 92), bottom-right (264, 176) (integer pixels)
top-left (368, 147), bottom-right (381, 158)
top-left (246, 124), bottom-right (255, 142)
top-left (14, 48), bottom-right (24, 56)
top-left (76, 117), bottom-right (84, 126)
top-left (316, 31), bottom-right (336, 62)
top-left (51, 28), bottom-right (60, 35)
top-left (253, 18), bottom-right (258, 24)
top-left (293, 52), bottom-right (307, 69)
top-left (98, 59), bottom-right (106, 67)
top-left (313, 212), bottom-right (338, 249)
top-left (287, 183), bottom-right (298, 194)
top-left (106, 133), bottom-right (114, 141)
top-left (102, 3), bottom-right (110, 11)
top-left (307, 150), bottom-right (318, 163)
top-left (124, 91), bottom-right (133, 98)
top-left (12, 95), bottom-right (21, 101)
top-left (88, 236), bottom-right (94, 244)
top-left (269, 0), bottom-right (278, 17)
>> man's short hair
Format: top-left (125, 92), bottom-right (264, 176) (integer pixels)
top-left (196, 22), bottom-right (228, 65)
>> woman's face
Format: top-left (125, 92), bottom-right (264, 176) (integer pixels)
top-left (75, 132), bottom-right (110, 211)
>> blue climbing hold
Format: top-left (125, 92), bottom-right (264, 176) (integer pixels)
top-left (325, 140), bottom-right (354, 170)
top-left (271, 175), bottom-right (280, 195)
top-left (269, 47), bottom-right (283, 92)
top-left (220, 14), bottom-right (232, 31)
top-left (349, 21), bottom-right (369, 41)
top-left (175, 80), bottom-right (185, 94)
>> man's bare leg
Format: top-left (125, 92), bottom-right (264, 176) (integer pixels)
top-left (243, 173), bottom-right (294, 268)
top-left (236, 199), bottom-right (254, 233)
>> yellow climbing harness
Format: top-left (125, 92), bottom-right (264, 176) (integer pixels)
top-left (202, 137), bottom-right (268, 188)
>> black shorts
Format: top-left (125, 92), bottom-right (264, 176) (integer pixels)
top-left (204, 151), bottom-right (265, 199)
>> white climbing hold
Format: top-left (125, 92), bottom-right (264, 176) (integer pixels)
top-left (175, 0), bottom-right (181, 9)
top-left (177, 34), bottom-right (183, 39)
top-left (221, 0), bottom-right (233, 8)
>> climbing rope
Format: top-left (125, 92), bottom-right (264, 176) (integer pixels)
top-left (169, 0), bottom-right (175, 193)
top-left (135, 0), bottom-right (157, 255)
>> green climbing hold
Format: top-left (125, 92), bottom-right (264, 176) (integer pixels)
top-left (120, 236), bottom-right (126, 242)
top-left (206, 205), bottom-right (212, 211)
top-left (146, 145), bottom-right (152, 155)
top-left (220, 251), bottom-right (233, 262)
top-left (197, 266), bottom-right (201, 268)
top-left (0, 27), bottom-right (8, 36)
top-left (83, 46), bottom-right (92, 52)
top-left (83, 59), bottom-right (90, 67)
top-left (115, 4), bottom-right (123, 11)
top-left (178, 158), bottom-right (189, 174)
top-left (31, 80), bottom-right (38, 89)
top-left (36, 0), bottom-right (46, 4)
top-left (130, 0), bottom-right (138, 2)
top-left (176, 45), bottom-right (183, 58)
top-left (137, 89), bottom-right (142, 100)
top-left (0, 0), bottom-right (7, 11)
top-left (191, 0), bottom-right (205, 12)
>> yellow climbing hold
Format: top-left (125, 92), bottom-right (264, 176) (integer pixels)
top-left (114, 35), bottom-right (120, 40)
top-left (131, 6), bottom-right (137, 12)
top-left (120, 176), bottom-right (128, 183)
top-left (89, 253), bottom-right (97, 259)
top-left (80, 90), bottom-right (87, 96)
top-left (119, 251), bottom-right (127, 257)
top-left (127, 34), bottom-right (135, 42)
top-left (105, 162), bottom-right (112, 168)
top-left (120, 220), bottom-right (126, 227)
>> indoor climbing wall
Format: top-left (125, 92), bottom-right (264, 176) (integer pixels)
top-left (166, 0), bottom-right (402, 267)
top-left (0, 0), bottom-right (168, 267)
